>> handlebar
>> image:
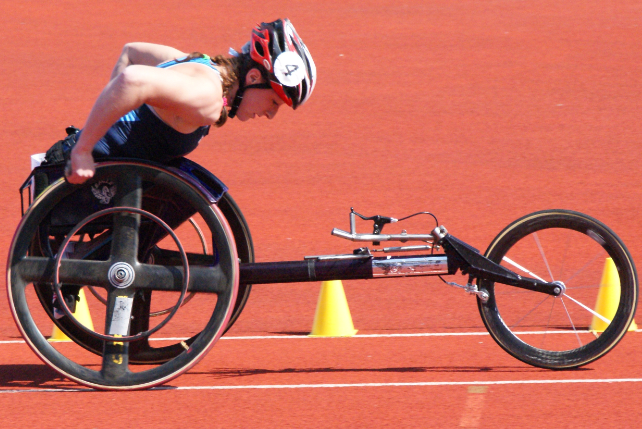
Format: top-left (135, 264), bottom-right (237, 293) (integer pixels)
top-left (331, 208), bottom-right (447, 244)
top-left (331, 228), bottom-right (435, 243)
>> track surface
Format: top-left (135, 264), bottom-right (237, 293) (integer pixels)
top-left (2, 1), bottom-right (642, 427)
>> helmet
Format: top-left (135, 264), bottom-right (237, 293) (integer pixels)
top-left (227, 19), bottom-right (316, 118)
top-left (249, 18), bottom-right (316, 109)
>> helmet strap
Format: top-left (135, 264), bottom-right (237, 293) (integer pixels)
top-left (228, 82), bottom-right (272, 118)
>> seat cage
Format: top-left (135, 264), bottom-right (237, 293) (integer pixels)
top-left (20, 157), bottom-right (229, 218)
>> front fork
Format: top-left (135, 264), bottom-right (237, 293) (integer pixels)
top-left (436, 229), bottom-right (563, 300)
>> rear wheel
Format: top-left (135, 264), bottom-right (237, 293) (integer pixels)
top-left (8, 162), bottom-right (239, 389)
top-left (478, 210), bottom-right (638, 369)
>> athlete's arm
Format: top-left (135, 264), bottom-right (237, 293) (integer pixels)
top-left (110, 43), bottom-right (188, 80)
top-left (68, 64), bottom-right (223, 184)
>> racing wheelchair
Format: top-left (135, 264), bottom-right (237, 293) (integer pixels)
top-left (8, 159), bottom-right (638, 390)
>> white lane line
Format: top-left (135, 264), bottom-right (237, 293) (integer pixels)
top-left (3, 378), bottom-right (642, 394)
top-left (119, 330), bottom-right (640, 340)
top-left (0, 388), bottom-right (90, 393)
top-left (1, 330), bottom-right (639, 345)
top-left (159, 378), bottom-right (642, 391)
top-left (563, 293), bottom-right (611, 324)
top-left (3, 333), bottom-right (490, 344)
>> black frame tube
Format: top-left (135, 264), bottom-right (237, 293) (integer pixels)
top-left (240, 258), bottom-right (374, 284)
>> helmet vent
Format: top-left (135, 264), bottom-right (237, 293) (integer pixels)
top-left (254, 41), bottom-right (265, 57)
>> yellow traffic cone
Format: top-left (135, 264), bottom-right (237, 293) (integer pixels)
top-left (589, 258), bottom-right (638, 333)
top-left (309, 280), bottom-right (358, 337)
top-left (49, 288), bottom-right (95, 342)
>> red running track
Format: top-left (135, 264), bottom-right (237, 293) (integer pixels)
top-left (1, 1), bottom-right (642, 427)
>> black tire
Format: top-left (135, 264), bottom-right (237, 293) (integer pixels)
top-left (217, 193), bottom-right (254, 333)
top-left (478, 209), bottom-right (638, 369)
top-left (8, 162), bottom-right (239, 389)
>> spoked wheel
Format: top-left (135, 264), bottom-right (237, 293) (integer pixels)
top-left (7, 162), bottom-right (239, 389)
top-left (29, 166), bottom-right (252, 365)
top-left (82, 192), bottom-right (253, 342)
top-left (478, 209), bottom-right (638, 369)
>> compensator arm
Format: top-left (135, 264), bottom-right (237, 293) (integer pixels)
top-left (438, 233), bottom-right (563, 297)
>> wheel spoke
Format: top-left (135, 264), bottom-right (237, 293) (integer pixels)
top-left (101, 340), bottom-right (130, 381)
top-left (509, 294), bottom-right (551, 328)
top-left (502, 256), bottom-right (546, 282)
top-left (14, 256), bottom-right (52, 285)
top-left (136, 264), bottom-right (228, 293)
top-left (558, 230), bottom-right (572, 281)
top-left (565, 283), bottom-right (599, 291)
top-left (560, 297), bottom-right (583, 348)
top-left (113, 174), bottom-right (143, 209)
top-left (533, 232), bottom-right (554, 281)
top-left (540, 297), bottom-right (555, 349)
top-left (110, 213), bottom-right (140, 263)
top-left (104, 289), bottom-right (135, 336)
top-left (59, 259), bottom-right (112, 288)
top-left (563, 250), bottom-right (604, 285)
top-left (110, 175), bottom-right (142, 263)
top-left (16, 256), bottom-right (111, 288)
top-left (100, 288), bottom-right (135, 380)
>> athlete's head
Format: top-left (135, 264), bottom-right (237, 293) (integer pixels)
top-left (249, 19), bottom-right (316, 109)
top-left (227, 18), bottom-right (316, 119)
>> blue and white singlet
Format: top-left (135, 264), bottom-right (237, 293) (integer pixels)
top-left (88, 55), bottom-right (221, 163)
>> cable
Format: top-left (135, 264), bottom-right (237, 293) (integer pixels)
top-left (397, 211), bottom-right (439, 228)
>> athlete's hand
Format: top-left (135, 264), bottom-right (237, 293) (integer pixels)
top-left (66, 148), bottom-right (95, 184)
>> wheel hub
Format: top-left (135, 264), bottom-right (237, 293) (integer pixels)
top-left (552, 280), bottom-right (566, 296)
top-left (108, 262), bottom-right (135, 289)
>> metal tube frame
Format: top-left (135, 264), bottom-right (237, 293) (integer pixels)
top-left (236, 212), bottom-right (563, 299)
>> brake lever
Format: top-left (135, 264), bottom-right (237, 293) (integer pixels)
top-left (351, 208), bottom-right (398, 244)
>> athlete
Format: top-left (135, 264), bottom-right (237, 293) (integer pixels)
top-left (43, 18), bottom-right (315, 318)
top-left (45, 18), bottom-right (316, 183)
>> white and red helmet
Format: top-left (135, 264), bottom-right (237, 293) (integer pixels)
top-left (248, 19), bottom-right (316, 109)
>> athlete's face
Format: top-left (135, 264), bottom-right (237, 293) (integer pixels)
top-left (236, 88), bottom-right (285, 121)
top-left (235, 69), bottom-right (286, 122)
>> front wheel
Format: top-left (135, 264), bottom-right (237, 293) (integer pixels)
top-left (478, 210), bottom-right (638, 369)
